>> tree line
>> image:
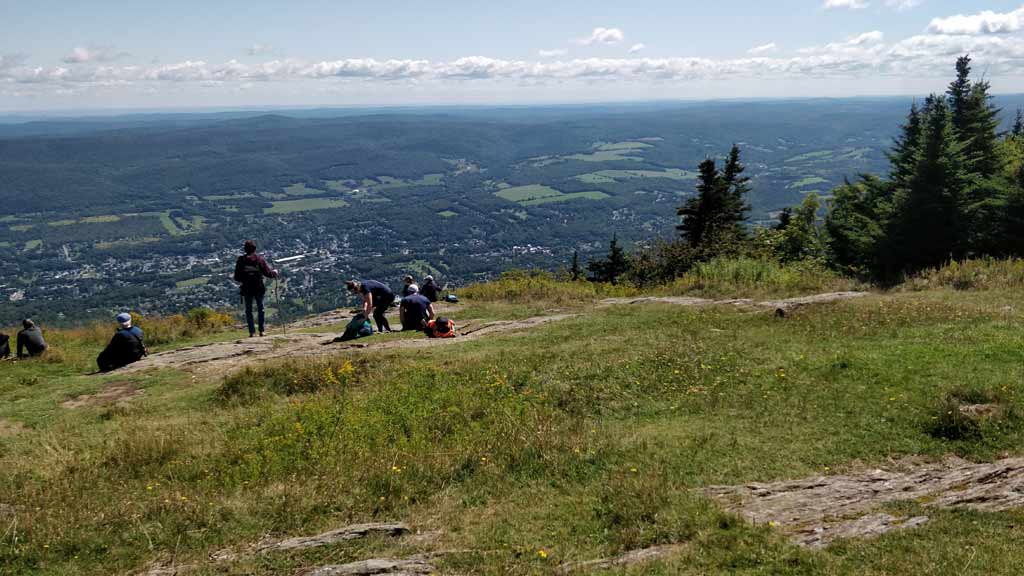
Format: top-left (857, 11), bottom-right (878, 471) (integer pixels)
top-left (583, 55), bottom-right (1024, 285)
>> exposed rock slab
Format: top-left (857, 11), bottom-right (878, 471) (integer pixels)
top-left (262, 522), bottom-right (409, 553)
top-left (705, 456), bottom-right (1024, 547)
top-left (601, 291), bottom-right (868, 311)
top-left (557, 543), bottom-right (687, 573)
top-left (62, 381), bottom-right (143, 408)
top-left (305, 558), bottom-right (435, 576)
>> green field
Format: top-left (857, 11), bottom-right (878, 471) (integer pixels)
top-left (95, 237), bottom-right (162, 250)
top-left (283, 183), bottom-right (329, 196)
top-left (263, 198), bottom-right (349, 214)
top-left (174, 277), bottom-right (210, 291)
top-left (594, 141), bottom-right (655, 151)
top-left (495, 184), bottom-right (563, 202)
top-left (22, 239), bottom-right (41, 251)
top-left (785, 150), bottom-right (834, 163)
top-left (5, 271), bottom-right (1024, 575)
top-left (575, 168), bottom-right (697, 183)
top-left (9, 224), bottom-right (33, 232)
top-left (789, 176), bottom-right (829, 189)
top-left (437, 210), bottom-right (458, 218)
top-left (521, 191), bottom-right (610, 206)
top-left (564, 150), bottom-right (645, 162)
top-left (204, 193), bottom-right (256, 201)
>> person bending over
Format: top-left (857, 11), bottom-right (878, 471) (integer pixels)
top-left (233, 240), bottom-right (278, 337)
top-left (345, 279), bottom-right (394, 333)
top-left (399, 286), bottom-right (435, 332)
top-left (97, 313), bottom-right (148, 372)
top-left (17, 319), bottom-right (47, 359)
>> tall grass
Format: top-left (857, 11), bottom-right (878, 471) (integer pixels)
top-left (906, 258), bottom-right (1024, 291)
top-left (460, 270), bottom-right (636, 305)
top-left (660, 257), bottom-right (856, 298)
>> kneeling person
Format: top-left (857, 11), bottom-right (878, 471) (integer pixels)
top-left (399, 287), bottom-right (435, 332)
top-left (97, 313), bottom-right (148, 372)
top-left (17, 319), bottom-right (47, 359)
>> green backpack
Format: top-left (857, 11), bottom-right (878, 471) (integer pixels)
top-left (338, 313), bottom-right (373, 341)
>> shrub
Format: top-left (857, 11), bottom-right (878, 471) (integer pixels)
top-left (907, 258), bottom-right (1024, 291)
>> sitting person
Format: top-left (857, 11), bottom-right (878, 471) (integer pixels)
top-left (97, 313), bottom-right (148, 372)
top-left (0, 333), bottom-right (9, 359)
top-left (399, 286), bottom-right (435, 332)
top-left (17, 319), bottom-right (48, 359)
top-left (424, 316), bottom-right (457, 338)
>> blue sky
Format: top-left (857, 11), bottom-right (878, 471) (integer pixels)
top-left (2, 0), bottom-right (1024, 111)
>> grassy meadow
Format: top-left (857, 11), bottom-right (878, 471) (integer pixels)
top-left (2, 260), bottom-right (1024, 574)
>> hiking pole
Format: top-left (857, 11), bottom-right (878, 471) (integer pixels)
top-left (272, 255), bottom-right (306, 336)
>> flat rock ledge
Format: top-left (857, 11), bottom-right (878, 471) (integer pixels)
top-left (210, 522), bottom-right (410, 562)
top-left (705, 456), bottom-right (1024, 547)
top-left (305, 558), bottom-right (436, 576)
top-left (557, 543), bottom-right (687, 574)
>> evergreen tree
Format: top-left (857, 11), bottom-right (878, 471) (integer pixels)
top-left (570, 250), bottom-right (581, 281)
top-left (1013, 108), bottom-right (1024, 138)
top-left (824, 175), bottom-right (891, 275)
top-left (777, 194), bottom-right (826, 263)
top-left (885, 95), bottom-right (968, 275)
top-left (946, 55), bottom-right (1001, 178)
top-left (888, 102), bottom-right (923, 188)
top-left (947, 55), bottom-right (973, 134)
top-left (719, 144), bottom-right (752, 240)
top-left (677, 158), bottom-right (719, 248)
top-left (587, 235), bottom-right (630, 285)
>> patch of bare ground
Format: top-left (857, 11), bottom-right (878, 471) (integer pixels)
top-left (304, 558), bottom-right (436, 576)
top-left (557, 543), bottom-right (688, 573)
top-left (0, 418), bottom-right (28, 437)
top-left (601, 291), bottom-right (868, 311)
top-left (111, 313), bottom-right (575, 377)
top-left (705, 456), bottom-right (1024, 548)
top-left (62, 381), bottom-right (143, 408)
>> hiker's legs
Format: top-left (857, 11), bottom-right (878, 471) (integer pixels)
top-left (256, 292), bottom-right (266, 334)
top-left (373, 305), bottom-right (391, 332)
top-left (244, 294), bottom-right (256, 336)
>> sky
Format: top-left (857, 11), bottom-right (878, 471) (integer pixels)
top-left (2, 0), bottom-right (1024, 112)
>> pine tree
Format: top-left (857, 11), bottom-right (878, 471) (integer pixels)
top-left (885, 95), bottom-right (968, 275)
top-left (1013, 108), bottom-right (1024, 138)
top-left (946, 55), bottom-right (1001, 178)
top-left (888, 102), bottom-right (923, 188)
top-left (948, 55), bottom-right (973, 134)
top-left (587, 235), bottom-right (630, 285)
top-left (719, 144), bottom-right (752, 239)
top-left (677, 158), bottom-right (720, 248)
top-left (570, 250), bottom-right (581, 281)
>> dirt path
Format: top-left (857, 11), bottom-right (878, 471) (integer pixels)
top-left (705, 456), bottom-right (1024, 548)
top-left (112, 313), bottom-right (576, 377)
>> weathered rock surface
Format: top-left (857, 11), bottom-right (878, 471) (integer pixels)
top-left (262, 523), bottom-right (410, 553)
top-left (557, 543), bottom-right (687, 573)
top-left (62, 381), bottom-right (143, 408)
top-left (305, 558), bottom-right (435, 576)
top-left (705, 456), bottom-right (1024, 547)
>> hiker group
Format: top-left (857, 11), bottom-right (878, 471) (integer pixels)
top-left (1, 313), bottom-right (148, 373)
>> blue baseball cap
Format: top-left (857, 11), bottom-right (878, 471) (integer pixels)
top-left (116, 312), bottom-right (132, 326)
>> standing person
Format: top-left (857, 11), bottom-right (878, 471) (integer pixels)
top-left (16, 319), bottom-right (47, 359)
top-left (399, 286), bottom-right (435, 332)
top-left (420, 275), bottom-right (441, 303)
top-left (233, 240), bottom-right (278, 337)
top-left (97, 313), bottom-right (148, 372)
top-left (345, 279), bottom-right (394, 333)
top-left (400, 275), bottom-right (419, 297)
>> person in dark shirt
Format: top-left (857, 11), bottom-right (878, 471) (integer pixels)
top-left (400, 275), bottom-right (419, 297)
top-left (345, 279), bottom-right (394, 333)
top-left (420, 275), bottom-right (441, 303)
top-left (399, 287), bottom-right (435, 332)
top-left (233, 240), bottom-right (279, 337)
top-left (16, 319), bottom-right (47, 359)
top-left (97, 313), bottom-right (148, 372)
top-left (0, 333), bottom-right (11, 359)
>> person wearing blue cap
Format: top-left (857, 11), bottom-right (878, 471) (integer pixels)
top-left (96, 312), bottom-right (148, 372)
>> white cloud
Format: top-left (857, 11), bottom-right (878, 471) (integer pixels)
top-left (628, 43), bottom-right (646, 54)
top-left (823, 0), bottom-right (868, 10)
top-left (578, 27), bottom-right (625, 46)
top-left (927, 7), bottom-right (1024, 35)
top-left (885, 0), bottom-right (924, 10)
top-left (62, 46), bottom-right (129, 64)
top-left (246, 43), bottom-right (273, 56)
top-left (747, 42), bottom-right (778, 55)
top-left (538, 49), bottom-right (567, 58)
top-left (848, 31), bottom-right (884, 45)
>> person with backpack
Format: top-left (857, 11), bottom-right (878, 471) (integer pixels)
top-left (424, 317), bottom-right (456, 338)
top-left (233, 240), bottom-right (279, 337)
top-left (400, 275), bottom-right (419, 298)
top-left (16, 319), bottom-right (47, 359)
top-left (399, 286), bottom-right (435, 332)
top-left (420, 275), bottom-right (441, 303)
top-left (97, 313), bottom-right (148, 372)
top-left (345, 279), bottom-right (395, 333)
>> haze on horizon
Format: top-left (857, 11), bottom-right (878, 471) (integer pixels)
top-left (3, 0), bottom-right (1024, 112)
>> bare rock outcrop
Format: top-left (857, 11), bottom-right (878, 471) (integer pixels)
top-left (557, 543), bottom-right (687, 573)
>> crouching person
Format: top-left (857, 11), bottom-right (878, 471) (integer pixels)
top-left (17, 319), bottom-right (47, 358)
top-left (399, 286), bottom-right (434, 332)
top-left (97, 313), bottom-right (148, 372)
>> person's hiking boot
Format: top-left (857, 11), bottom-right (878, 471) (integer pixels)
top-left (249, 333), bottom-right (255, 338)
top-left (259, 331), bottom-right (266, 337)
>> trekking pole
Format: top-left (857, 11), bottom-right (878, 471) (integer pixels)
top-left (276, 277), bottom-right (285, 336)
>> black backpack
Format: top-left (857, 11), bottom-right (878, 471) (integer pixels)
top-left (0, 334), bottom-right (9, 359)
top-left (236, 256), bottom-right (264, 293)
